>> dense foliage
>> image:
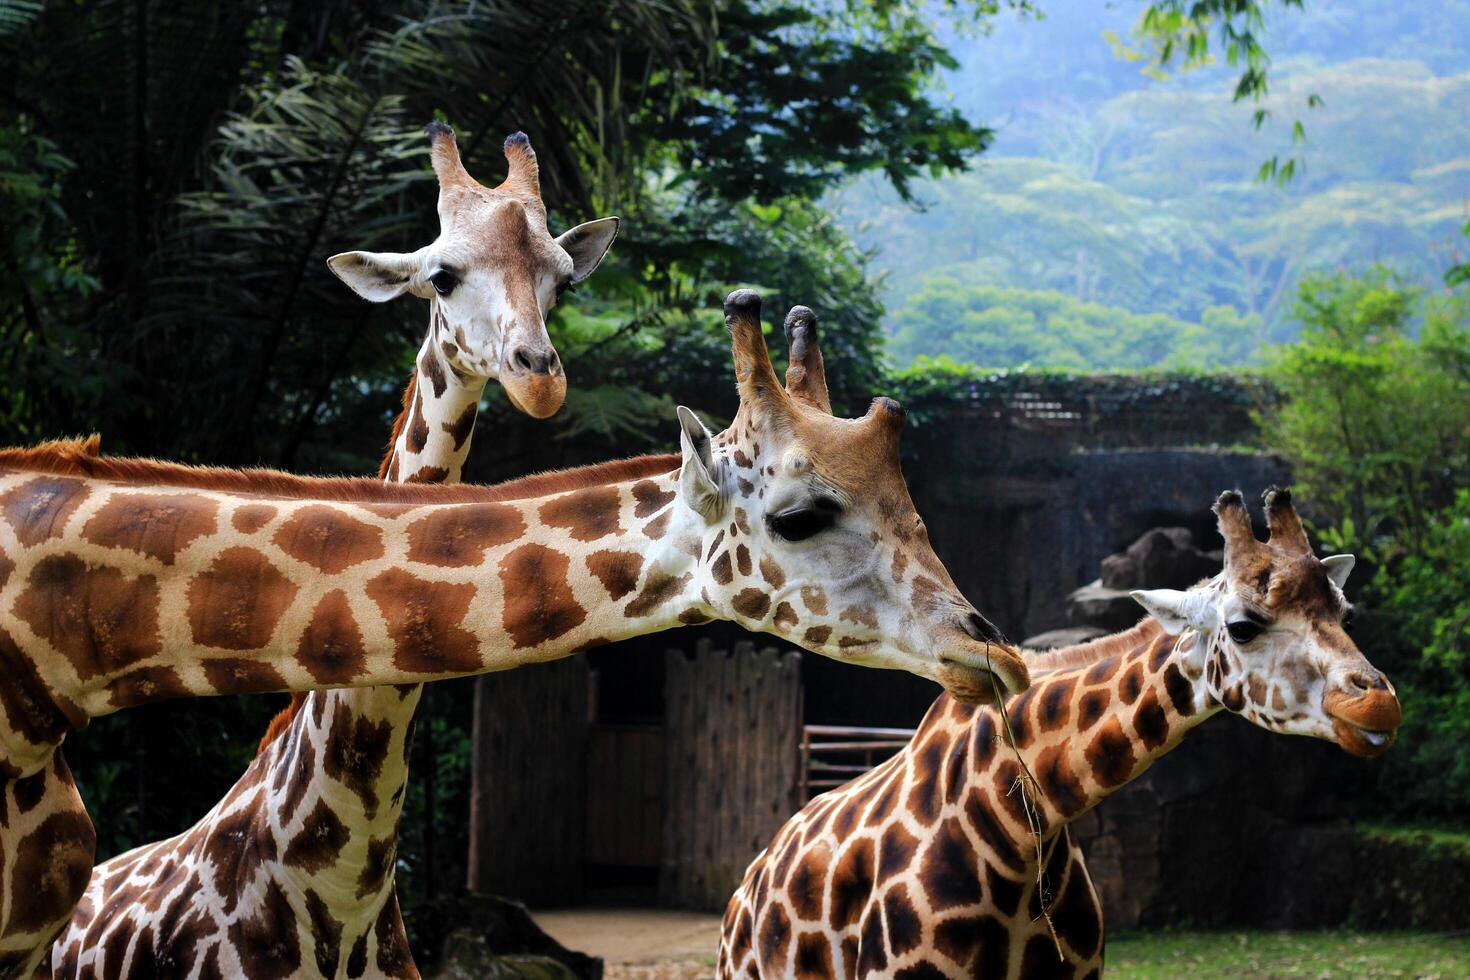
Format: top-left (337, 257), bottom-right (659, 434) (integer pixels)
top-left (890, 278), bottom-right (1260, 368)
top-left (1258, 270), bottom-right (1470, 821)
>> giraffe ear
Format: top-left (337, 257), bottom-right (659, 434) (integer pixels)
top-left (1130, 588), bottom-right (1215, 636)
top-left (1322, 554), bottom-right (1355, 589)
top-left (556, 216), bottom-right (620, 284)
top-left (676, 406), bottom-right (722, 521)
top-left (327, 250), bottom-right (422, 302)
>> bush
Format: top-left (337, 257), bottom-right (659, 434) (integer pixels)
top-left (1259, 268), bottom-right (1470, 825)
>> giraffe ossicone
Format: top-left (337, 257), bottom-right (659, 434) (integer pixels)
top-left (719, 486), bottom-right (1400, 979)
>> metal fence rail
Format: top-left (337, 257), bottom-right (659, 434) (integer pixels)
top-left (799, 723), bottom-right (917, 800)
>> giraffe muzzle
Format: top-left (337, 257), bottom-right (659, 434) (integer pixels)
top-left (1324, 687), bottom-right (1402, 758)
top-left (936, 641), bottom-right (1030, 705)
top-left (502, 346), bottom-right (567, 419)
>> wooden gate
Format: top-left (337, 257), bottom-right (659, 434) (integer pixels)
top-left (466, 656), bottom-right (591, 906)
top-left (658, 640), bottom-right (803, 911)
top-left (584, 723), bottom-right (663, 870)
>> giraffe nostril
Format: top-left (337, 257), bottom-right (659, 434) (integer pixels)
top-left (963, 611), bottom-right (1006, 646)
top-left (510, 346), bottom-right (553, 375)
top-left (1347, 671), bottom-right (1377, 693)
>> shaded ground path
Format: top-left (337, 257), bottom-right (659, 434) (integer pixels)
top-left (536, 909), bottom-right (721, 979)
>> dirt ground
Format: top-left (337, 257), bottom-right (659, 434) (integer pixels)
top-left (535, 908), bottom-right (722, 980)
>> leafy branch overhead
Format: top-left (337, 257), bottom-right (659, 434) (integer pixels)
top-left (0, 0), bottom-right (989, 470)
top-left (1127, 0), bottom-right (1320, 184)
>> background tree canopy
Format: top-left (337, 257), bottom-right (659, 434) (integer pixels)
top-left (839, 0), bottom-right (1469, 369)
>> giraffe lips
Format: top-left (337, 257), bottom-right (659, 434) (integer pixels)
top-left (935, 640), bottom-right (1030, 705)
top-left (502, 370), bottom-right (567, 419)
top-left (1331, 720), bottom-right (1396, 758)
top-left (936, 659), bottom-right (998, 705)
top-left (937, 648), bottom-right (1027, 706)
top-left (1325, 688), bottom-right (1402, 758)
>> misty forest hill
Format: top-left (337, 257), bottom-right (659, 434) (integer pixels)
top-left (835, 0), bottom-right (1470, 371)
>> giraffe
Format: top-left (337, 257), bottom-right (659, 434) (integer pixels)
top-left (0, 118), bottom-right (617, 979)
top-left (330, 119), bottom-right (621, 432)
top-left (42, 118), bottom-right (620, 979)
top-left (718, 487), bottom-right (1401, 980)
top-left (0, 289), bottom-right (1028, 978)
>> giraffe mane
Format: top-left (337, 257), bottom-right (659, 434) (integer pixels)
top-left (1021, 617), bottom-right (1166, 676)
top-left (377, 370), bottom-right (417, 479)
top-left (0, 438), bottom-right (680, 505)
top-left (258, 693), bottom-right (309, 753)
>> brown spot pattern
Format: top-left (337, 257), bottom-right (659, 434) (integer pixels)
top-left (632, 479), bottom-right (676, 518)
top-left (187, 547), bottom-right (299, 650)
top-left (540, 486), bottom-right (622, 542)
top-left (82, 493), bottom-right (217, 563)
top-left (16, 555), bottom-right (162, 679)
top-left (406, 389), bottom-right (429, 453)
top-left (366, 567), bottom-right (481, 672)
top-left (296, 590), bottom-right (369, 684)
top-left (285, 799), bottom-right (350, 872)
top-left (586, 550), bottom-right (643, 600)
top-left (497, 544), bottom-right (587, 648)
top-left (201, 658), bottom-right (287, 694)
top-left (232, 503), bottom-right (277, 534)
top-left (274, 505), bottom-right (384, 574)
top-left (107, 666), bottom-right (188, 707)
top-left (759, 555), bottom-right (785, 589)
top-left (443, 400), bottom-right (478, 451)
top-left (1085, 717), bottom-right (1136, 788)
top-left (732, 588), bottom-right (771, 621)
top-left (406, 503), bottom-right (523, 567)
top-left (0, 476), bottom-right (89, 547)
top-left (642, 511), bottom-right (671, 539)
top-left (322, 702), bottom-right (393, 819)
top-left (625, 568), bottom-right (692, 619)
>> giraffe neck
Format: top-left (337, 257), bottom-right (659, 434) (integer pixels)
top-left (258, 311), bottom-right (484, 947)
top-left (381, 315), bottom-right (486, 485)
top-left (954, 619), bottom-right (1219, 863)
top-left (265, 684), bottom-right (422, 911)
top-left (0, 462), bottom-right (700, 773)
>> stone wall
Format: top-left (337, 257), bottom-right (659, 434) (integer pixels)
top-left (803, 445), bottom-right (1292, 730)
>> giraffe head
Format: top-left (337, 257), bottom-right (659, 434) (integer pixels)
top-left (675, 290), bottom-right (1029, 702)
top-left (327, 123), bottom-right (619, 418)
top-left (1132, 488), bottom-right (1401, 758)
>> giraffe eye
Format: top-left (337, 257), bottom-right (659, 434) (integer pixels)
top-left (1342, 607), bottom-right (1356, 631)
top-left (430, 270), bottom-right (458, 296)
top-left (1226, 620), bottom-right (1263, 645)
top-left (767, 497), bottom-right (841, 542)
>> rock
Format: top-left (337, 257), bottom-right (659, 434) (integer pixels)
top-left (1022, 626), bottom-right (1107, 650)
top-left (435, 932), bottom-right (580, 980)
top-left (408, 892), bottom-right (602, 980)
top-left (1098, 552), bottom-right (1140, 590)
top-left (1067, 582), bottom-right (1146, 633)
top-left (1124, 527), bottom-right (1219, 590)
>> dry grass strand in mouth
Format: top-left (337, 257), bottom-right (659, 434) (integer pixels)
top-left (987, 659), bottom-right (1063, 961)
